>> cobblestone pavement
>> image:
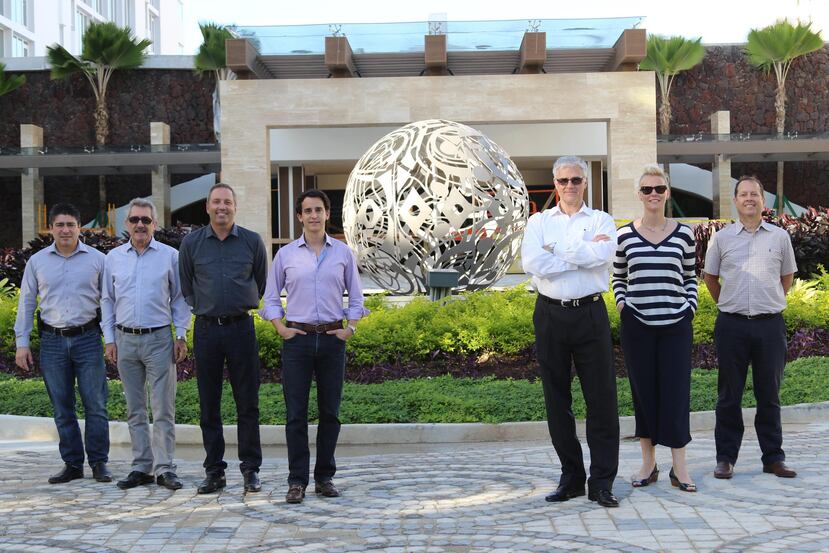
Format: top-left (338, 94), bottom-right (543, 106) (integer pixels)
top-left (0, 421), bottom-right (827, 552)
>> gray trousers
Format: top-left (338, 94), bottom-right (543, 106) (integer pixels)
top-left (116, 327), bottom-right (177, 475)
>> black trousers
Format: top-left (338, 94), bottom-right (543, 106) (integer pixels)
top-left (194, 315), bottom-right (262, 475)
top-left (620, 309), bottom-right (693, 448)
top-left (281, 332), bottom-right (346, 487)
top-left (714, 312), bottom-right (787, 466)
top-left (533, 296), bottom-right (619, 491)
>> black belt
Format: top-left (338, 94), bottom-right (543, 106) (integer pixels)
top-left (287, 321), bottom-right (343, 333)
top-left (39, 318), bottom-right (100, 337)
top-left (540, 293), bottom-right (601, 308)
top-left (197, 313), bottom-right (250, 326)
top-left (116, 324), bottom-right (169, 335)
top-left (721, 311), bottom-right (780, 320)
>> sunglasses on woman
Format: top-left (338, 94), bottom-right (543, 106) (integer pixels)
top-left (639, 185), bottom-right (668, 195)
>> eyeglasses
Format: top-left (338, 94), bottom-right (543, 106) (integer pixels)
top-left (639, 185), bottom-right (668, 195)
top-left (127, 216), bottom-right (153, 225)
top-left (555, 177), bottom-right (585, 186)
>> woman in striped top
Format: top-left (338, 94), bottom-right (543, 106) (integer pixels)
top-left (613, 164), bottom-right (698, 493)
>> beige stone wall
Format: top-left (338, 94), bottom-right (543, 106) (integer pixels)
top-left (220, 72), bottom-right (657, 247)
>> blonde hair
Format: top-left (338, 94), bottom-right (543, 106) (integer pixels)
top-left (635, 164), bottom-right (670, 196)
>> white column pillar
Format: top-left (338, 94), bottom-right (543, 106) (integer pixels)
top-left (710, 111), bottom-right (732, 219)
top-left (151, 122), bottom-right (171, 227)
top-left (20, 124), bottom-right (44, 246)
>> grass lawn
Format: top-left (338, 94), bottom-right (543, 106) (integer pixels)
top-left (0, 357), bottom-right (826, 424)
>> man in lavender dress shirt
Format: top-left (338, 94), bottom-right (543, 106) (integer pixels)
top-left (261, 189), bottom-right (368, 504)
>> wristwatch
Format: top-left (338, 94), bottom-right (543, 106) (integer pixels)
top-left (347, 325), bottom-right (357, 335)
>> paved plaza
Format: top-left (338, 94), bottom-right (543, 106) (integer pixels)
top-left (0, 420), bottom-right (827, 552)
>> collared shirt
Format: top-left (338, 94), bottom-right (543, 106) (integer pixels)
top-left (100, 238), bottom-right (192, 343)
top-left (521, 203), bottom-right (617, 300)
top-left (14, 241), bottom-right (105, 348)
top-left (704, 220), bottom-right (797, 316)
top-left (178, 224), bottom-right (268, 317)
top-left (260, 234), bottom-right (369, 323)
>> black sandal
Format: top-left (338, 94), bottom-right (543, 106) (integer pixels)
top-left (669, 467), bottom-right (697, 492)
top-left (631, 464), bottom-right (658, 488)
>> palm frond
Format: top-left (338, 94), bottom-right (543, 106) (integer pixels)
top-left (46, 43), bottom-right (94, 80)
top-left (81, 21), bottom-right (150, 69)
top-left (0, 63), bottom-right (26, 96)
top-left (745, 20), bottom-right (824, 71)
top-left (195, 22), bottom-right (234, 75)
top-left (640, 35), bottom-right (705, 76)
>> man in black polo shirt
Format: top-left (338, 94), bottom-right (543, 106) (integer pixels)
top-left (179, 183), bottom-right (268, 494)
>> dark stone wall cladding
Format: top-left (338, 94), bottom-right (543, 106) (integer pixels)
top-left (666, 44), bottom-right (829, 208)
top-left (0, 69), bottom-right (215, 146)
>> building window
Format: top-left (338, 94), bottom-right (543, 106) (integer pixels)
top-left (12, 32), bottom-right (29, 57)
top-left (108, 0), bottom-right (119, 23)
top-left (150, 0), bottom-right (159, 9)
top-left (123, 0), bottom-right (134, 29)
top-left (147, 10), bottom-right (159, 53)
top-left (0, 28), bottom-right (5, 57)
top-left (87, 0), bottom-right (103, 14)
top-left (76, 9), bottom-right (91, 52)
top-left (10, 0), bottom-right (28, 27)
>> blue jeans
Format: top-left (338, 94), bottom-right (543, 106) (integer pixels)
top-left (39, 328), bottom-right (110, 467)
top-left (282, 332), bottom-right (346, 487)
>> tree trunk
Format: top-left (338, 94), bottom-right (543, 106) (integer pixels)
top-left (659, 100), bottom-right (671, 136)
top-left (775, 84), bottom-right (786, 215)
top-left (95, 97), bottom-right (109, 219)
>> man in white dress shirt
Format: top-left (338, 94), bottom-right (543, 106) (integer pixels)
top-left (522, 156), bottom-right (620, 508)
top-left (101, 198), bottom-right (190, 490)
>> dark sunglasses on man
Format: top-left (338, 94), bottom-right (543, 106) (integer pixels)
top-left (555, 177), bottom-right (585, 186)
top-left (127, 216), bottom-right (153, 225)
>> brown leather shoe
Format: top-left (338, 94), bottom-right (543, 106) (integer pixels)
top-left (763, 461), bottom-right (797, 478)
top-left (314, 480), bottom-right (340, 497)
top-left (714, 461), bottom-right (734, 479)
top-left (285, 483), bottom-right (306, 504)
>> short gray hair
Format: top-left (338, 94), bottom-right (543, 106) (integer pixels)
top-left (637, 164), bottom-right (670, 190)
top-left (125, 197), bottom-right (158, 224)
top-left (552, 156), bottom-right (589, 178)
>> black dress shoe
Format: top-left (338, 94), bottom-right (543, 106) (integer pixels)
top-left (197, 473), bottom-right (226, 494)
top-left (117, 471), bottom-right (155, 490)
top-left (285, 483), bottom-right (306, 504)
top-left (243, 471), bottom-right (261, 493)
top-left (314, 480), bottom-right (340, 497)
top-left (545, 483), bottom-right (585, 502)
top-left (48, 464), bottom-right (83, 484)
top-left (157, 472), bottom-right (183, 490)
top-left (91, 462), bottom-right (112, 483)
top-left (588, 489), bottom-right (620, 508)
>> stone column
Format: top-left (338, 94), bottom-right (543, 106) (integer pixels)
top-left (150, 122), bottom-right (171, 227)
top-left (607, 119), bottom-right (656, 219)
top-left (20, 124), bottom-right (44, 246)
top-left (710, 111), bottom-right (732, 219)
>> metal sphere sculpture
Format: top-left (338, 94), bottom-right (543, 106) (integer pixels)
top-left (343, 119), bottom-right (529, 294)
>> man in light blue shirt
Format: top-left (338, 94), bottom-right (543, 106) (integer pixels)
top-left (101, 198), bottom-right (190, 491)
top-left (15, 203), bottom-right (111, 484)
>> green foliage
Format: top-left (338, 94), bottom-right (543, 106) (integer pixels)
top-left (194, 22), bottom-right (234, 74)
top-left (1, 358), bottom-right (826, 423)
top-left (0, 63), bottom-right (25, 96)
top-left (692, 285), bottom-right (719, 344)
top-left (47, 22), bottom-right (150, 81)
top-left (639, 35), bottom-right (706, 77)
top-left (745, 20), bottom-right (824, 74)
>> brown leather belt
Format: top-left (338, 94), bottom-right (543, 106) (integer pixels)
top-left (286, 321), bottom-right (343, 333)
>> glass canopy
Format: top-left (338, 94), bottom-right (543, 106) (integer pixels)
top-left (234, 17), bottom-right (644, 55)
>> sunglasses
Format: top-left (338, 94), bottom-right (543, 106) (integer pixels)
top-left (639, 185), bottom-right (668, 195)
top-left (555, 177), bottom-right (585, 186)
top-left (127, 216), bottom-right (153, 225)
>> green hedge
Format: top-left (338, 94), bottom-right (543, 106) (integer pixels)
top-left (3, 270), bottom-right (829, 367)
top-left (0, 357), bottom-right (826, 424)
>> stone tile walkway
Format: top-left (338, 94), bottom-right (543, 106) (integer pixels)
top-left (0, 421), bottom-right (827, 552)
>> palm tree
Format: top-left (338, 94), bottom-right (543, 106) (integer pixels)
top-left (47, 22), bottom-right (151, 146)
top-left (639, 35), bottom-right (706, 136)
top-left (194, 22), bottom-right (235, 142)
top-left (745, 20), bottom-right (823, 215)
top-left (0, 63), bottom-right (25, 96)
top-left (47, 22), bottom-right (150, 215)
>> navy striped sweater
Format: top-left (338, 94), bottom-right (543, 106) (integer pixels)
top-left (612, 222), bottom-right (698, 326)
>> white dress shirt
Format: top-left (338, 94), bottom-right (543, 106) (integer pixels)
top-left (101, 238), bottom-right (191, 344)
top-left (521, 203), bottom-right (617, 300)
